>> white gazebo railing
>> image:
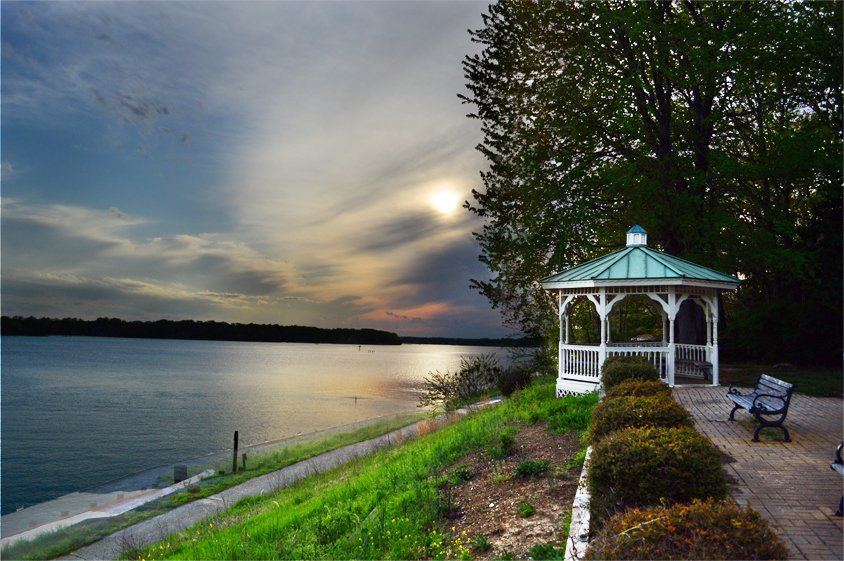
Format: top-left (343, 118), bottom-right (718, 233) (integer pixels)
top-left (606, 345), bottom-right (669, 380)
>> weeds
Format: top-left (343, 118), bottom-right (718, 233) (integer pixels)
top-left (518, 500), bottom-right (536, 518)
top-left (516, 459), bottom-right (549, 479)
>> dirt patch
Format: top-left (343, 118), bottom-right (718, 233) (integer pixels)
top-left (441, 423), bottom-right (583, 560)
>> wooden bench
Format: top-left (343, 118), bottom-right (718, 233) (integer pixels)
top-left (831, 442), bottom-right (843, 516)
top-left (727, 374), bottom-right (794, 442)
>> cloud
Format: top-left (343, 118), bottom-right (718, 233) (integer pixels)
top-left (0, 2), bottom-right (513, 337)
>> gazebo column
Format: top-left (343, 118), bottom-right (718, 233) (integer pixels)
top-left (711, 308), bottom-right (719, 386)
top-left (667, 290), bottom-right (677, 386)
top-left (598, 290), bottom-right (607, 373)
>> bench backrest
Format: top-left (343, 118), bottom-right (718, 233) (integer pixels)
top-left (757, 374), bottom-right (794, 398)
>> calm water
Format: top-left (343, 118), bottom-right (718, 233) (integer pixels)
top-left (1, 336), bottom-right (510, 514)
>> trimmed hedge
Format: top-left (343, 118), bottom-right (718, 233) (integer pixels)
top-left (586, 499), bottom-right (789, 560)
top-left (601, 356), bottom-right (660, 388)
top-left (603, 379), bottom-right (671, 399)
top-left (588, 394), bottom-right (693, 443)
top-left (588, 426), bottom-right (728, 527)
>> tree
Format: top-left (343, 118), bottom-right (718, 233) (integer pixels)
top-left (462, 0), bottom-right (842, 364)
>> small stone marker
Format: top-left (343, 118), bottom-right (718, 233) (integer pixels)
top-left (174, 464), bottom-right (188, 483)
top-left (241, 453), bottom-right (247, 471)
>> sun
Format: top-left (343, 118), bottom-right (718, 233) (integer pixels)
top-left (430, 190), bottom-right (460, 215)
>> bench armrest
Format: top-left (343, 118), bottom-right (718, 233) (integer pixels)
top-left (752, 393), bottom-right (786, 413)
top-left (836, 442), bottom-right (843, 464)
top-left (727, 384), bottom-right (746, 395)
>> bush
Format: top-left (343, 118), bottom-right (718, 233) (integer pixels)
top-left (515, 459), bottom-right (549, 478)
top-left (517, 500), bottom-right (535, 518)
top-left (588, 426), bottom-right (728, 527)
top-left (601, 356), bottom-right (659, 389)
top-left (497, 365), bottom-right (533, 396)
top-left (487, 428), bottom-right (516, 459)
top-left (530, 542), bottom-right (565, 560)
top-left (418, 354), bottom-right (501, 410)
top-left (586, 499), bottom-right (789, 560)
top-left (588, 395), bottom-right (693, 443)
top-left (603, 379), bottom-right (671, 399)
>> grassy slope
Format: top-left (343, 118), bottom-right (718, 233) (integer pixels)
top-left (1, 412), bottom-right (425, 561)
top-left (130, 381), bottom-right (597, 560)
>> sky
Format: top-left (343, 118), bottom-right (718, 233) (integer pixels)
top-left (0, 1), bottom-right (517, 338)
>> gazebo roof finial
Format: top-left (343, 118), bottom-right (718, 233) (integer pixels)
top-left (626, 224), bottom-right (647, 246)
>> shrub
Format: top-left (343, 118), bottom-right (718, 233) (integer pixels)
top-left (601, 356), bottom-right (659, 389)
top-left (603, 379), bottom-right (671, 399)
top-left (497, 365), bottom-right (533, 396)
top-left (588, 426), bottom-right (728, 527)
top-left (487, 428), bottom-right (517, 459)
top-left (517, 500), bottom-right (535, 517)
top-left (473, 534), bottom-right (492, 553)
top-left (530, 542), bottom-right (565, 560)
top-left (418, 354), bottom-right (501, 410)
top-left (450, 467), bottom-right (472, 485)
top-left (586, 499), bottom-right (789, 560)
top-left (515, 459), bottom-right (549, 478)
top-left (588, 395), bottom-right (693, 443)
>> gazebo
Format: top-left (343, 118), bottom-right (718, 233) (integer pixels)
top-left (540, 226), bottom-right (739, 396)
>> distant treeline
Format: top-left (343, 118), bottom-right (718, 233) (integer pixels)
top-left (399, 336), bottom-right (538, 347)
top-left (1, 316), bottom-right (402, 345)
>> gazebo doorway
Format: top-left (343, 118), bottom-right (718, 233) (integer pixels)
top-left (541, 226), bottom-right (739, 396)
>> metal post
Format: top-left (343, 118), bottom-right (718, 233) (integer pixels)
top-left (232, 431), bottom-right (239, 474)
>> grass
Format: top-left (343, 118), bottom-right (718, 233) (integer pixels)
top-left (720, 362), bottom-right (842, 397)
top-left (517, 500), bottom-right (535, 518)
top-left (125, 381), bottom-right (597, 560)
top-left (0, 411), bottom-right (426, 561)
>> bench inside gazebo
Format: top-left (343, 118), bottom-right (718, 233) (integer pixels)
top-left (540, 226), bottom-right (739, 396)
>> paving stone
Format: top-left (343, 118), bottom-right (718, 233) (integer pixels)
top-left (674, 386), bottom-right (844, 561)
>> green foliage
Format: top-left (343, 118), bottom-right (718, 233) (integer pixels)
top-left (603, 379), bottom-right (671, 399)
top-left (588, 427), bottom-right (728, 528)
top-left (462, 1), bottom-right (842, 365)
top-left (497, 365), bottom-right (533, 396)
top-left (601, 356), bottom-right (660, 389)
top-left (418, 354), bottom-right (502, 410)
top-left (496, 551), bottom-right (516, 561)
top-left (487, 427), bottom-right (517, 459)
top-left (588, 395), bottom-right (693, 443)
top-left (520, 389), bottom-right (598, 434)
top-left (450, 467), bottom-right (473, 485)
top-left (530, 542), bottom-right (566, 560)
top-left (473, 534), bottom-right (492, 553)
top-left (517, 500), bottom-right (536, 518)
top-left (586, 499), bottom-right (789, 560)
top-left (515, 459), bottom-right (549, 479)
top-left (127, 382), bottom-right (597, 560)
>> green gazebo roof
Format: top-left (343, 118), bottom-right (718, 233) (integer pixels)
top-left (541, 227), bottom-right (739, 288)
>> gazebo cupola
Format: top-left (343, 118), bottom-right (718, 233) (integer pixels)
top-left (540, 226), bottom-right (739, 396)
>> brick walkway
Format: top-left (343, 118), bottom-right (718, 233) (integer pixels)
top-left (674, 386), bottom-right (844, 560)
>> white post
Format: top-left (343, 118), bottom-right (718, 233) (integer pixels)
top-left (667, 289), bottom-right (676, 387)
top-left (705, 302), bottom-right (712, 363)
top-left (712, 308), bottom-right (719, 386)
top-left (558, 291), bottom-right (563, 381)
top-left (598, 289), bottom-right (607, 378)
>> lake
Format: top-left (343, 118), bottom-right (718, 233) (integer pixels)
top-left (1, 336), bottom-right (512, 514)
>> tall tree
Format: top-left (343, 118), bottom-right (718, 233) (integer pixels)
top-left (462, 0), bottom-right (842, 364)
